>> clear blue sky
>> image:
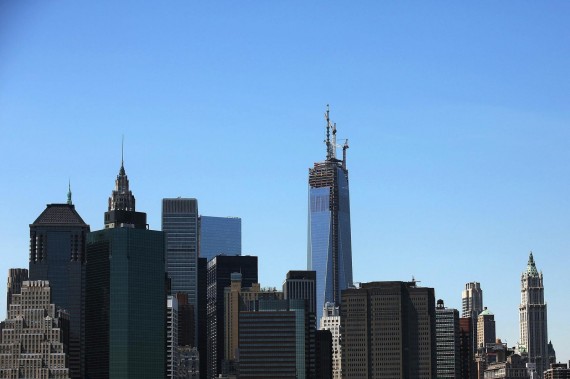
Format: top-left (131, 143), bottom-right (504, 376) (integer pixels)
top-left (1, 1), bottom-right (569, 362)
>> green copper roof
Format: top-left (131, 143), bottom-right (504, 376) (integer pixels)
top-left (526, 251), bottom-right (539, 276)
top-left (479, 307), bottom-right (493, 316)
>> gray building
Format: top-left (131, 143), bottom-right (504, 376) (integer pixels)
top-left (198, 215), bottom-right (241, 261)
top-left (341, 281), bottom-right (436, 379)
top-left (519, 252), bottom-right (549, 378)
top-left (239, 299), bottom-right (312, 379)
top-left (163, 198), bottom-right (199, 345)
top-left (0, 280), bottom-right (70, 379)
top-left (5, 268), bottom-right (28, 313)
top-left (436, 300), bottom-right (460, 379)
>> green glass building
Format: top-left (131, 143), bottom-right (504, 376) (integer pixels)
top-left (85, 159), bottom-right (165, 378)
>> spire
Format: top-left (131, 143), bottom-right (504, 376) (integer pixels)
top-left (67, 180), bottom-right (73, 205)
top-left (119, 135), bottom-right (125, 176)
top-left (526, 251), bottom-right (539, 276)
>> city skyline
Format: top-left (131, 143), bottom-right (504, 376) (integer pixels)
top-left (1, 1), bottom-right (569, 364)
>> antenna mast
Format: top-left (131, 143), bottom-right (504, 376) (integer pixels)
top-left (324, 105), bottom-right (331, 160)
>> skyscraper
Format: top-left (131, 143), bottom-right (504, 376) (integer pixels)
top-left (308, 106), bottom-right (353, 321)
top-left (435, 299), bottom-right (460, 379)
top-left (198, 215), bottom-right (241, 261)
top-left (462, 282), bottom-right (483, 354)
top-left (341, 281), bottom-right (436, 378)
top-left (85, 159), bottom-right (165, 378)
top-left (462, 282), bottom-right (483, 319)
top-left (29, 195), bottom-right (90, 379)
top-left (320, 302), bottom-right (342, 379)
top-left (477, 307), bottom-right (496, 349)
top-left (519, 252), bottom-right (549, 378)
top-left (162, 198), bottom-right (199, 345)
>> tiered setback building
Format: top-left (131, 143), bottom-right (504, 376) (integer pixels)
top-left (5, 268), bottom-right (27, 314)
top-left (0, 280), bottom-right (70, 379)
top-left (341, 281), bottom-right (436, 379)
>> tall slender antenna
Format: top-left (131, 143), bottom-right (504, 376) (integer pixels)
top-left (324, 104), bottom-right (331, 160)
top-left (332, 122), bottom-right (337, 159)
top-left (67, 179), bottom-right (73, 205)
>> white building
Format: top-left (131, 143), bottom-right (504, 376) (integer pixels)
top-left (320, 302), bottom-right (341, 379)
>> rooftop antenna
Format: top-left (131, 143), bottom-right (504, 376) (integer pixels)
top-left (332, 122), bottom-right (337, 159)
top-left (342, 139), bottom-right (349, 169)
top-left (324, 104), bottom-right (331, 160)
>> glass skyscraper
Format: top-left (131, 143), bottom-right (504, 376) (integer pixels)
top-left (308, 107), bottom-right (353, 322)
top-left (198, 215), bottom-right (241, 261)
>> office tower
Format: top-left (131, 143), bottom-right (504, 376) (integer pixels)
top-left (0, 280), bottom-right (70, 378)
top-left (462, 282), bottom-right (483, 319)
top-left (435, 299), bottom-right (460, 379)
top-left (519, 252), bottom-right (549, 378)
top-left (224, 273), bottom-right (283, 364)
top-left (238, 299), bottom-right (312, 379)
top-left (163, 198), bottom-right (199, 345)
top-left (85, 159), bottom-right (165, 378)
top-left (197, 257), bottom-right (208, 379)
top-left (198, 215), bottom-right (241, 261)
top-left (459, 317), bottom-right (476, 379)
top-left (29, 197), bottom-right (90, 379)
top-left (167, 296), bottom-right (179, 379)
top-left (463, 282), bottom-right (483, 354)
top-left (341, 281), bottom-right (436, 379)
top-left (548, 341), bottom-right (556, 366)
top-left (315, 329), bottom-right (333, 379)
top-left (283, 270), bottom-right (316, 315)
top-left (477, 307), bottom-right (496, 349)
top-left (207, 255), bottom-right (258, 379)
top-left (320, 302), bottom-right (342, 379)
top-left (307, 107), bottom-right (353, 322)
top-left (544, 363), bottom-right (570, 379)
top-left (6, 268), bottom-right (28, 313)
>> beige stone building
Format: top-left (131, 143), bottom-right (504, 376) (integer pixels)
top-left (0, 280), bottom-right (70, 379)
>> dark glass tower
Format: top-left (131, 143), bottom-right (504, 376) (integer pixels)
top-left (308, 106), bottom-right (353, 322)
top-left (29, 190), bottom-right (90, 379)
top-left (85, 159), bottom-right (165, 378)
top-left (162, 198), bottom-right (199, 345)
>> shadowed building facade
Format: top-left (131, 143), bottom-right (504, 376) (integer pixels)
top-left (308, 107), bottom-right (353, 322)
top-left (28, 192), bottom-right (89, 379)
top-left (85, 159), bottom-right (165, 378)
top-left (341, 281), bottom-right (436, 379)
top-left (6, 268), bottom-right (28, 314)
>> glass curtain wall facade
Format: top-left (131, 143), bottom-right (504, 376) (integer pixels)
top-left (308, 108), bottom-right (353, 322)
top-left (198, 216), bottom-right (241, 261)
top-left (163, 198), bottom-right (199, 345)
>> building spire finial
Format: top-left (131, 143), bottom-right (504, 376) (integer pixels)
top-left (67, 179), bottom-right (72, 205)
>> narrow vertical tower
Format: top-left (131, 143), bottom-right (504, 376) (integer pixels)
top-left (308, 106), bottom-right (353, 322)
top-left (519, 252), bottom-right (549, 378)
